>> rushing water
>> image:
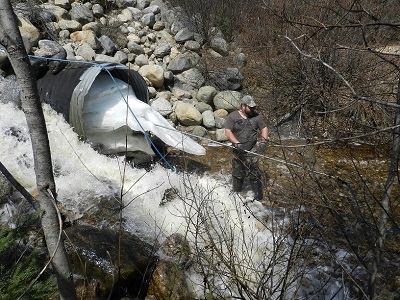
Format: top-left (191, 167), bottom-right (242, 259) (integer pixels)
top-left (1, 101), bottom-right (354, 299)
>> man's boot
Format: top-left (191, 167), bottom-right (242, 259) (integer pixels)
top-left (232, 177), bottom-right (244, 192)
top-left (251, 180), bottom-right (263, 201)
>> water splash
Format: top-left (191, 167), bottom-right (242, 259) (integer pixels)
top-left (0, 101), bottom-right (348, 299)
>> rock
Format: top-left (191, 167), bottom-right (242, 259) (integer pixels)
top-left (65, 225), bottom-right (158, 299)
top-left (138, 64), bottom-right (164, 88)
top-left (175, 102), bottom-right (202, 126)
top-left (137, 0), bottom-right (151, 9)
top-left (215, 116), bottom-right (226, 129)
top-left (116, 0), bottom-right (136, 9)
top-left (39, 4), bottom-right (69, 21)
top-left (95, 54), bottom-right (118, 63)
top-left (147, 260), bottom-right (193, 300)
top-left (143, 5), bottom-right (161, 14)
top-left (153, 20), bottom-right (165, 31)
top-left (171, 85), bottom-right (192, 100)
top-left (153, 43), bottom-right (171, 58)
top-left (99, 35), bottom-right (116, 55)
top-left (142, 13), bottom-right (156, 28)
top-left (34, 39), bottom-right (64, 57)
top-left (135, 54), bottom-right (149, 66)
top-left (233, 52), bottom-right (247, 67)
top-left (58, 19), bottom-right (82, 32)
top-left (74, 42), bottom-right (96, 61)
top-left (202, 110), bottom-right (216, 129)
top-left (52, 0), bottom-right (71, 10)
top-left (210, 35), bottom-right (229, 56)
top-left (127, 41), bottom-right (145, 55)
top-left (167, 54), bottom-right (192, 73)
top-left (70, 2), bottom-right (94, 25)
top-left (194, 102), bottom-right (212, 113)
top-left (184, 40), bottom-right (201, 52)
top-left (174, 28), bottom-right (194, 43)
top-left (114, 51), bottom-right (128, 63)
top-left (18, 17), bottom-right (40, 47)
top-left (119, 8), bottom-right (134, 22)
top-left (213, 108), bottom-right (229, 118)
top-left (197, 86), bottom-right (217, 105)
top-left (32, 40), bottom-right (67, 74)
top-left (210, 67), bottom-right (243, 91)
top-left (70, 30), bottom-right (101, 50)
top-left (83, 22), bottom-right (101, 35)
top-left (151, 97), bottom-right (172, 116)
top-left (216, 128), bottom-right (228, 141)
top-left (213, 90), bottom-right (241, 112)
top-left (92, 4), bottom-right (104, 18)
top-left (175, 68), bottom-right (205, 89)
top-left (192, 125), bottom-right (207, 138)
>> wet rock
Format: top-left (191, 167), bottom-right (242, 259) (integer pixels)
top-left (65, 225), bottom-right (158, 299)
top-left (147, 233), bottom-right (193, 299)
top-left (147, 260), bottom-right (193, 300)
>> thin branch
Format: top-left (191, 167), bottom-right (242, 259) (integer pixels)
top-left (0, 161), bottom-right (38, 210)
top-left (281, 35), bottom-right (400, 109)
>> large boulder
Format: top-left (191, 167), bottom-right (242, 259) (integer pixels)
top-left (147, 233), bottom-right (193, 300)
top-left (65, 225), bottom-right (158, 299)
top-left (213, 90), bottom-right (241, 112)
top-left (174, 102), bottom-right (202, 126)
top-left (139, 64), bottom-right (165, 88)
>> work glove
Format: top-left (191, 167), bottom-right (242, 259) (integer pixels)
top-left (258, 142), bottom-right (267, 153)
top-left (233, 143), bottom-right (246, 154)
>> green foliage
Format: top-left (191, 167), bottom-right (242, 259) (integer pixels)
top-left (0, 222), bottom-right (56, 300)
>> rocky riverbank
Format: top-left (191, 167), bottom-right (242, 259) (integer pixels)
top-left (1, 0), bottom-right (249, 145)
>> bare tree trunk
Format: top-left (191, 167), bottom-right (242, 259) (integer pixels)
top-left (0, 3), bottom-right (77, 300)
top-left (368, 79), bottom-right (400, 298)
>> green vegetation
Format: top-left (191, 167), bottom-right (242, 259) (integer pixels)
top-left (0, 217), bottom-right (56, 300)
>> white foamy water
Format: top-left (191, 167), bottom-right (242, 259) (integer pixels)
top-left (0, 101), bottom-right (349, 299)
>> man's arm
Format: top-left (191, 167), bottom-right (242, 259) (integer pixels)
top-left (260, 127), bottom-right (269, 142)
top-left (225, 128), bottom-right (240, 144)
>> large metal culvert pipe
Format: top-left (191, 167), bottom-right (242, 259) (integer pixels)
top-left (37, 62), bottom-right (149, 139)
top-left (37, 62), bottom-right (153, 164)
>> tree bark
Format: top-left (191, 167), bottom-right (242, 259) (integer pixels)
top-left (0, 3), bottom-right (77, 299)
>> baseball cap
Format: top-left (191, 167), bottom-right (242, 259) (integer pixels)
top-left (240, 95), bottom-right (257, 108)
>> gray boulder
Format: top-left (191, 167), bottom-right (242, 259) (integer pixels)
top-left (213, 90), bottom-right (241, 112)
top-left (176, 68), bottom-right (205, 89)
top-left (70, 2), bottom-right (94, 25)
top-left (167, 54), bottom-right (192, 73)
top-left (151, 97), bottom-right (172, 116)
top-left (197, 85), bottom-right (217, 105)
top-left (202, 110), bottom-right (216, 129)
top-left (174, 28), bottom-right (194, 43)
top-left (210, 67), bottom-right (243, 91)
top-left (153, 43), bottom-right (171, 58)
top-left (99, 35), bottom-right (116, 55)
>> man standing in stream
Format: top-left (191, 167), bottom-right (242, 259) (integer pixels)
top-left (225, 95), bottom-right (269, 201)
